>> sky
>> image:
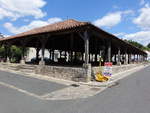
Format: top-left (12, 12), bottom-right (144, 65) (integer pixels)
top-left (0, 0), bottom-right (150, 46)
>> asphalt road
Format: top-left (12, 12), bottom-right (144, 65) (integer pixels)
top-left (0, 65), bottom-right (150, 113)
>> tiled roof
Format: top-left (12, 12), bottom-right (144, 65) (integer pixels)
top-left (0, 19), bottom-right (89, 41)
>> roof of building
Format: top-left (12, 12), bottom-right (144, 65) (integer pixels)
top-left (0, 19), bottom-right (147, 55)
top-left (0, 19), bottom-right (89, 41)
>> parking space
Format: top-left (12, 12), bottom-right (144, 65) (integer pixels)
top-left (0, 70), bottom-right (67, 96)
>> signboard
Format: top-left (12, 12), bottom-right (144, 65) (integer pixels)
top-left (103, 62), bottom-right (112, 77)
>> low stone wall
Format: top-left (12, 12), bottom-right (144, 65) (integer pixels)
top-left (35, 65), bottom-right (88, 82)
top-left (92, 64), bottom-right (142, 76)
top-left (0, 62), bottom-right (145, 82)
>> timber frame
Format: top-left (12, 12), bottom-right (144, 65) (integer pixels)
top-left (0, 19), bottom-right (147, 66)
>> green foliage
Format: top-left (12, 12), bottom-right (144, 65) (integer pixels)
top-left (0, 45), bottom-right (28, 62)
top-left (124, 39), bottom-right (150, 51)
top-left (10, 45), bottom-right (22, 62)
top-left (147, 43), bottom-right (150, 48)
top-left (0, 45), bottom-right (5, 57)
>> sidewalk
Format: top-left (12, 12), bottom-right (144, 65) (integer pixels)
top-left (81, 63), bottom-right (150, 87)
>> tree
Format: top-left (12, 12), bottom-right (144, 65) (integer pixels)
top-left (0, 45), bottom-right (28, 63)
top-left (147, 43), bottom-right (150, 48)
top-left (124, 40), bottom-right (144, 49)
top-left (0, 45), bottom-right (5, 58)
top-left (124, 39), bottom-right (150, 51)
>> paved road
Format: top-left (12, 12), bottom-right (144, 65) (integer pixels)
top-left (0, 65), bottom-right (150, 113)
top-left (0, 70), bottom-right (67, 96)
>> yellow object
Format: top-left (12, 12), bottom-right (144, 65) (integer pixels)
top-left (95, 72), bottom-right (109, 82)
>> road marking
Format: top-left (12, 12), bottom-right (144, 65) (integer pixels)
top-left (0, 81), bottom-right (44, 100)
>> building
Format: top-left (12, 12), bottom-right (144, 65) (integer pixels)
top-left (0, 19), bottom-right (147, 82)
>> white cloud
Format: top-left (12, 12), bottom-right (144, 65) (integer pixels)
top-left (93, 12), bottom-right (122, 28)
top-left (116, 31), bottom-right (150, 46)
top-left (114, 32), bottom-right (127, 38)
top-left (133, 3), bottom-right (150, 30)
top-left (93, 10), bottom-right (134, 28)
top-left (112, 5), bottom-right (119, 9)
top-left (4, 17), bottom-right (62, 34)
top-left (0, 0), bottom-right (46, 20)
top-left (140, 0), bottom-right (145, 5)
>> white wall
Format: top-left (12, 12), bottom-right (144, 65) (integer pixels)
top-left (26, 48), bottom-right (50, 61)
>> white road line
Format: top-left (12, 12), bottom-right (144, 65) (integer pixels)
top-left (0, 81), bottom-right (44, 100)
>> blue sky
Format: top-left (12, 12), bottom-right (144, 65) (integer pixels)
top-left (0, 0), bottom-right (150, 45)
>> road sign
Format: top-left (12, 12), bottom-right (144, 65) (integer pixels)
top-left (103, 62), bottom-right (112, 77)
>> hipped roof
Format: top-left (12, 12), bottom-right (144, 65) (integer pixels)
top-left (0, 19), bottom-right (147, 55)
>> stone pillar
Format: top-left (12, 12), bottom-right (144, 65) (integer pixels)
top-left (136, 54), bottom-right (138, 63)
top-left (141, 55), bottom-right (143, 62)
top-left (85, 64), bottom-right (91, 82)
top-left (139, 54), bottom-right (141, 62)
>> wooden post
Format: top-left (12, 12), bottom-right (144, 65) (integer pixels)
top-left (95, 53), bottom-right (97, 62)
top-left (117, 48), bottom-right (121, 65)
top-left (107, 41), bottom-right (111, 62)
top-left (20, 45), bottom-right (25, 64)
top-left (65, 51), bottom-right (67, 60)
top-left (114, 54), bottom-right (117, 63)
top-left (124, 50), bottom-right (128, 64)
top-left (60, 51), bottom-right (62, 58)
top-left (5, 43), bottom-right (11, 63)
top-left (41, 42), bottom-right (45, 65)
top-left (70, 33), bottom-right (73, 64)
top-left (52, 50), bottom-right (54, 61)
top-left (75, 52), bottom-right (77, 61)
top-left (70, 51), bottom-right (73, 63)
top-left (137, 54), bottom-right (139, 63)
top-left (39, 36), bottom-right (49, 65)
top-left (79, 31), bottom-right (91, 82)
top-left (84, 31), bottom-right (89, 65)
top-left (128, 53), bottom-right (131, 64)
top-left (134, 54), bottom-right (135, 63)
top-left (89, 53), bottom-right (90, 63)
top-left (48, 49), bottom-right (51, 60)
top-left (82, 52), bottom-right (84, 61)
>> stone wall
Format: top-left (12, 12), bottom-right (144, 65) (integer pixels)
top-left (35, 65), bottom-right (88, 82)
